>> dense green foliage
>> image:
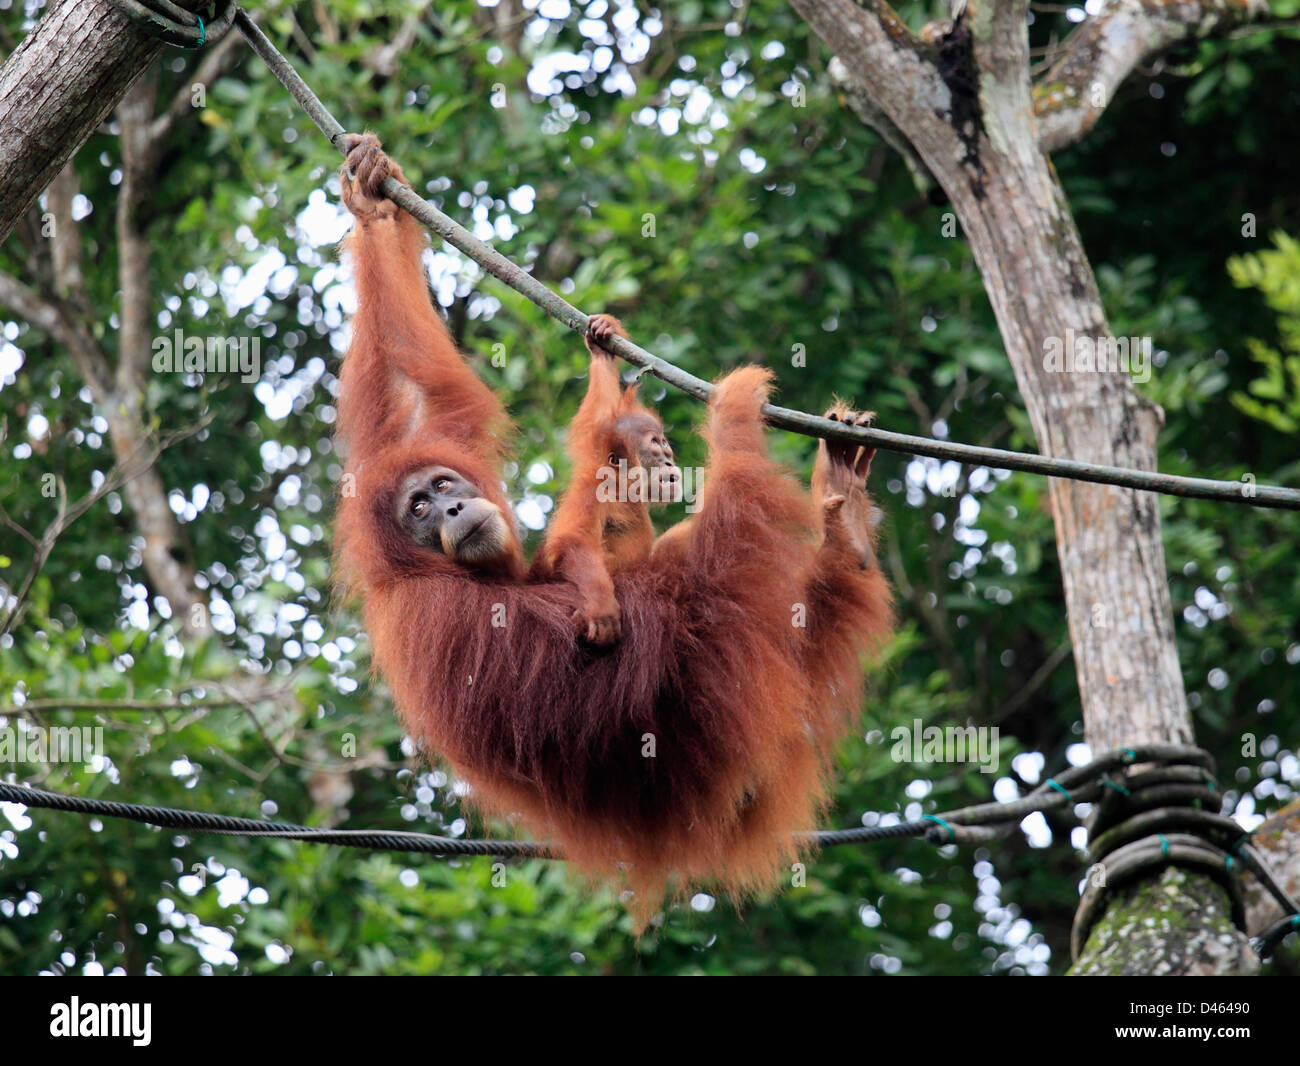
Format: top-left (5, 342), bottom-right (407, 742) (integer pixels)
top-left (0, 0), bottom-right (1296, 975)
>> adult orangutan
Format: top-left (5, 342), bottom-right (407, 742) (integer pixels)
top-left (333, 133), bottom-right (892, 923)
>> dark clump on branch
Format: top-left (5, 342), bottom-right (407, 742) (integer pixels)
top-left (932, 17), bottom-right (987, 194)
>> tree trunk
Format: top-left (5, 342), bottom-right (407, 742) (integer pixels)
top-left (0, 0), bottom-right (204, 243)
top-left (1071, 867), bottom-right (1257, 975)
top-left (931, 139), bottom-right (1190, 751)
top-left (789, 0), bottom-right (1254, 971)
top-left (111, 76), bottom-right (210, 638)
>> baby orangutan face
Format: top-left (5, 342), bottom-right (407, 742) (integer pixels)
top-left (396, 465), bottom-right (514, 568)
top-left (607, 412), bottom-right (682, 505)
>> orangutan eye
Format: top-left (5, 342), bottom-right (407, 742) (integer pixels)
top-left (607, 452), bottom-right (619, 466)
top-left (433, 477), bottom-right (452, 493)
top-left (410, 496), bottom-right (430, 517)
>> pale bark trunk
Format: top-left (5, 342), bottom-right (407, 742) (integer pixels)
top-left (789, 0), bottom-right (1257, 971)
top-left (0, 1), bottom-right (218, 637)
top-left (940, 149), bottom-right (1190, 751)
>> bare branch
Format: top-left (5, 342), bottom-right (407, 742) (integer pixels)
top-left (46, 162), bottom-right (91, 314)
top-left (114, 76), bottom-right (158, 390)
top-left (0, 503), bottom-right (39, 549)
top-left (364, 3), bottom-right (430, 78)
top-left (0, 479), bottom-right (68, 638)
top-left (1034, 0), bottom-right (1268, 153)
top-left (285, 10), bottom-right (320, 64)
top-left (0, 269), bottom-right (62, 336)
top-left (993, 640), bottom-right (1072, 721)
top-left (0, 415), bottom-right (212, 636)
top-left (312, 0), bottom-right (340, 45)
top-left (0, 267), bottom-right (112, 399)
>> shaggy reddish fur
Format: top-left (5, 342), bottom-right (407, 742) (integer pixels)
top-left (335, 200), bottom-right (892, 922)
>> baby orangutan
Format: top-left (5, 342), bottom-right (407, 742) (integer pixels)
top-left (531, 314), bottom-right (681, 644)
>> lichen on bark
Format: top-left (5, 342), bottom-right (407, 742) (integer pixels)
top-left (1071, 867), bottom-right (1258, 975)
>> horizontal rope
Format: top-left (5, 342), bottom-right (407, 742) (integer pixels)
top-left (0, 745), bottom-right (1236, 858)
top-left (232, 9), bottom-right (1300, 511)
top-left (0, 780), bottom-right (935, 856)
top-left (7, 745), bottom-right (1295, 954)
top-left (0, 782), bottom-right (555, 858)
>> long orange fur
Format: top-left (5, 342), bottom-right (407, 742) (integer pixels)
top-left (333, 137), bottom-right (893, 924)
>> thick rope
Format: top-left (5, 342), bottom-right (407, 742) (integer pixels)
top-left (110, 0), bottom-right (236, 48)
top-left (3, 746), bottom-right (1210, 853)
top-left (1066, 749), bottom-right (1295, 959)
top-left (0, 781), bottom-right (555, 858)
top-left (6, 745), bottom-right (1294, 953)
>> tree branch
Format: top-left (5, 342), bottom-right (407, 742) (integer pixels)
top-left (0, 266), bottom-right (112, 399)
top-left (1033, 0), bottom-right (1268, 153)
top-left (0, 416), bottom-right (211, 637)
top-left (789, 0), bottom-right (945, 152)
top-left (115, 76), bottom-right (158, 391)
top-left (826, 55), bottom-right (936, 193)
top-left (46, 162), bottom-right (92, 316)
top-left (363, 2), bottom-right (430, 79)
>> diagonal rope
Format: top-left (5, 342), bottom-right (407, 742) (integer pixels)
top-left (229, 9), bottom-right (1300, 510)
